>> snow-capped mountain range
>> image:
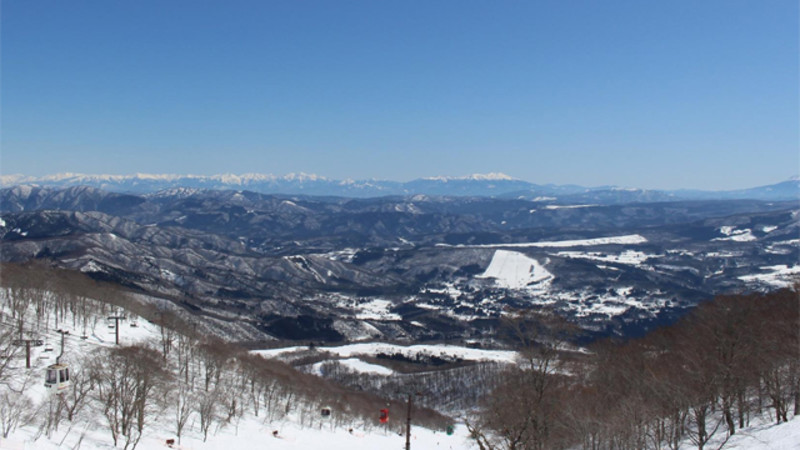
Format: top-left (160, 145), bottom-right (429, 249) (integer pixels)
top-left (2, 172), bottom-right (798, 202)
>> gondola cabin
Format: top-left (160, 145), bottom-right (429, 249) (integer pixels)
top-left (45, 363), bottom-right (70, 393)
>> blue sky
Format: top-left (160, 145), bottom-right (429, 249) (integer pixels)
top-left (2, 1), bottom-right (797, 190)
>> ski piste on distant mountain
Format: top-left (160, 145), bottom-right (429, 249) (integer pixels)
top-left (1, 172), bottom-right (798, 202)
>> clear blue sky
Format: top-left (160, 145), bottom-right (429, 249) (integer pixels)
top-left (2, 0), bottom-right (797, 190)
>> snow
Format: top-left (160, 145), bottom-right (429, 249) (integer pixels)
top-left (422, 172), bottom-right (514, 181)
top-left (425, 283), bottom-right (464, 299)
top-left (476, 250), bottom-right (552, 290)
top-left (255, 342), bottom-right (519, 365)
top-left (0, 217), bottom-right (5, 227)
top-left (713, 226), bottom-right (758, 242)
top-left (321, 248), bottom-right (358, 263)
top-left (555, 249), bottom-right (653, 266)
top-left (696, 415), bottom-right (800, 450)
top-left (543, 204), bottom-right (596, 209)
top-left (285, 255), bottom-right (327, 283)
top-left (738, 264), bottom-right (800, 288)
top-left (0, 411), bottom-right (474, 450)
top-left (79, 260), bottom-right (105, 273)
top-left (706, 251), bottom-right (744, 258)
top-left (0, 289), bottom-right (478, 449)
top-left (2, 288), bottom-right (798, 450)
top-left (311, 357), bottom-right (395, 376)
top-left (354, 299), bottom-right (402, 321)
top-left (453, 234), bottom-right (648, 248)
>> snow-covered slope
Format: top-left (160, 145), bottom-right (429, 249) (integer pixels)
top-left (256, 342), bottom-right (518, 365)
top-left (0, 287), bottom-right (475, 449)
top-left (729, 418), bottom-right (800, 449)
top-left (695, 415), bottom-right (800, 450)
top-left (1, 417), bottom-right (475, 450)
top-left (476, 250), bottom-right (552, 290)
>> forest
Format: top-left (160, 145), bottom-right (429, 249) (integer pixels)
top-left (468, 288), bottom-right (799, 449)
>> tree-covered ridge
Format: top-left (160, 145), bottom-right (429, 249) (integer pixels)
top-left (469, 288), bottom-right (799, 449)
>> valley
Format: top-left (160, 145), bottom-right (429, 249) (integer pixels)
top-left (1, 183), bottom-right (797, 345)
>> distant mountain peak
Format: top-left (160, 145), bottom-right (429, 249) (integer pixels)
top-left (421, 172), bottom-right (516, 181)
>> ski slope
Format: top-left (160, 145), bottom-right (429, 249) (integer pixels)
top-left (0, 289), bottom-right (477, 449)
top-left (476, 249), bottom-right (552, 290)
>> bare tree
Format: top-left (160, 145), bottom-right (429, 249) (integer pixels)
top-left (197, 385), bottom-right (220, 442)
top-left (172, 382), bottom-right (194, 445)
top-left (0, 368), bottom-right (37, 438)
top-left (89, 345), bottom-right (170, 450)
top-left (469, 309), bottom-right (577, 450)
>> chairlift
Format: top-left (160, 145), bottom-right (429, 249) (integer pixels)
top-left (130, 320), bottom-right (138, 328)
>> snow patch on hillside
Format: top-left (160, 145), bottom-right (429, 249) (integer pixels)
top-left (310, 358), bottom-right (395, 376)
top-left (713, 226), bottom-right (757, 242)
top-left (354, 299), bottom-right (402, 321)
top-left (256, 342), bottom-right (518, 364)
top-left (555, 249), bottom-right (653, 266)
top-left (451, 234), bottom-right (648, 248)
top-left (738, 264), bottom-right (800, 288)
top-left (544, 204), bottom-right (596, 209)
top-left (698, 415), bottom-right (800, 450)
top-left (477, 250), bottom-right (552, 290)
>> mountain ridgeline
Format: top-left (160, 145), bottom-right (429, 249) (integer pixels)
top-left (2, 173), bottom-right (799, 201)
top-left (0, 183), bottom-right (798, 344)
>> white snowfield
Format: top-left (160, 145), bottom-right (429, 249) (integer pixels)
top-left (555, 249), bottom-right (652, 266)
top-left (477, 250), bottom-right (552, 290)
top-left (1, 413), bottom-right (475, 450)
top-left (310, 357), bottom-right (395, 376)
top-left (543, 204), bottom-right (596, 209)
top-left (255, 342), bottom-right (519, 365)
top-left (455, 234), bottom-right (648, 248)
top-left (701, 415), bottom-right (800, 450)
top-left (738, 264), bottom-right (800, 288)
top-left (353, 298), bottom-right (402, 321)
top-left (713, 226), bottom-right (758, 242)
